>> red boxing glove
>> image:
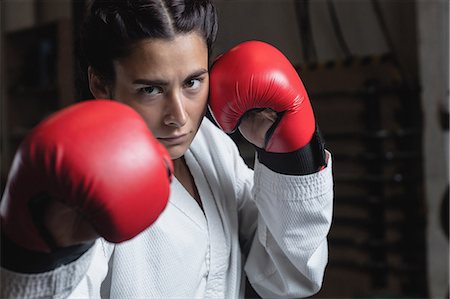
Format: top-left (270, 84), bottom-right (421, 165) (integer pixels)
top-left (0, 100), bottom-right (173, 253)
top-left (209, 41), bottom-right (326, 174)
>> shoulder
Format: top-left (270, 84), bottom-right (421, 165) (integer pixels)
top-left (190, 117), bottom-right (252, 183)
top-left (197, 116), bottom-right (227, 139)
top-left (193, 117), bottom-right (240, 155)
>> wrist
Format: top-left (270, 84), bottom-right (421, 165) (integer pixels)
top-left (256, 126), bottom-right (327, 175)
top-left (1, 231), bottom-right (94, 273)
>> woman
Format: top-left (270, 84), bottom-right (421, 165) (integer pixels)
top-left (1, 0), bottom-right (333, 298)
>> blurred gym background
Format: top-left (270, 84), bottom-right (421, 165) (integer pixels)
top-left (0, 0), bottom-right (448, 298)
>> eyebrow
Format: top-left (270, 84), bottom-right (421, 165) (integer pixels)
top-left (132, 68), bottom-right (209, 86)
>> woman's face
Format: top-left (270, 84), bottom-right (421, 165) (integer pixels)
top-left (108, 33), bottom-right (209, 160)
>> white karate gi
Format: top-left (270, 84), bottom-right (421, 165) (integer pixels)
top-left (1, 117), bottom-right (334, 299)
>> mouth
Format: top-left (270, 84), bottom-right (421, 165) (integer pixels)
top-left (158, 133), bottom-right (189, 145)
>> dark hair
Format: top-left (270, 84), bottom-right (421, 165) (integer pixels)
top-left (76, 0), bottom-right (218, 97)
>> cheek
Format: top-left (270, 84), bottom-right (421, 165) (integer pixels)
top-left (111, 84), bottom-right (161, 131)
top-left (189, 91), bottom-right (209, 121)
top-left (131, 105), bottom-right (162, 133)
top-left (116, 99), bottom-right (162, 134)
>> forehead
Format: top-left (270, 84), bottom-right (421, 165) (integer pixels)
top-left (114, 33), bottom-right (208, 78)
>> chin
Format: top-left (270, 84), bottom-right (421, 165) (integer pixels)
top-left (167, 145), bottom-right (188, 160)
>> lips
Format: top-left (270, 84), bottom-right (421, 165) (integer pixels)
top-left (158, 133), bottom-right (189, 145)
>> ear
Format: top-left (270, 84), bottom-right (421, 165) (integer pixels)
top-left (88, 66), bottom-right (112, 99)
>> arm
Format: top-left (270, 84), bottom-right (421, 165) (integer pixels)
top-left (0, 240), bottom-right (107, 299)
top-left (209, 40), bottom-right (334, 297)
top-left (244, 154), bottom-right (333, 298)
top-left (0, 100), bottom-right (172, 298)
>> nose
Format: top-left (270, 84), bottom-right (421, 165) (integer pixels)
top-left (164, 91), bottom-right (188, 128)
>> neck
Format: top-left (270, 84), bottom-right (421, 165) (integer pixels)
top-left (171, 155), bottom-right (202, 207)
top-left (172, 156), bottom-right (186, 179)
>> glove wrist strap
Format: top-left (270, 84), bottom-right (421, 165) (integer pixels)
top-left (256, 125), bottom-right (327, 175)
top-left (0, 232), bottom-right (94, 273)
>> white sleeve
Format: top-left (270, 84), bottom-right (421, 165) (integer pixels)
top-left (0, 239), bottom-right (113, 299)
top-left (242, 152), bottom-right (334, 298)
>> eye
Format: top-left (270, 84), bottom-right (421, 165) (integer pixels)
top-left (140, 86), bottom-right (163, 96)
top-left (185, 78), bottom-right (202, 90)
